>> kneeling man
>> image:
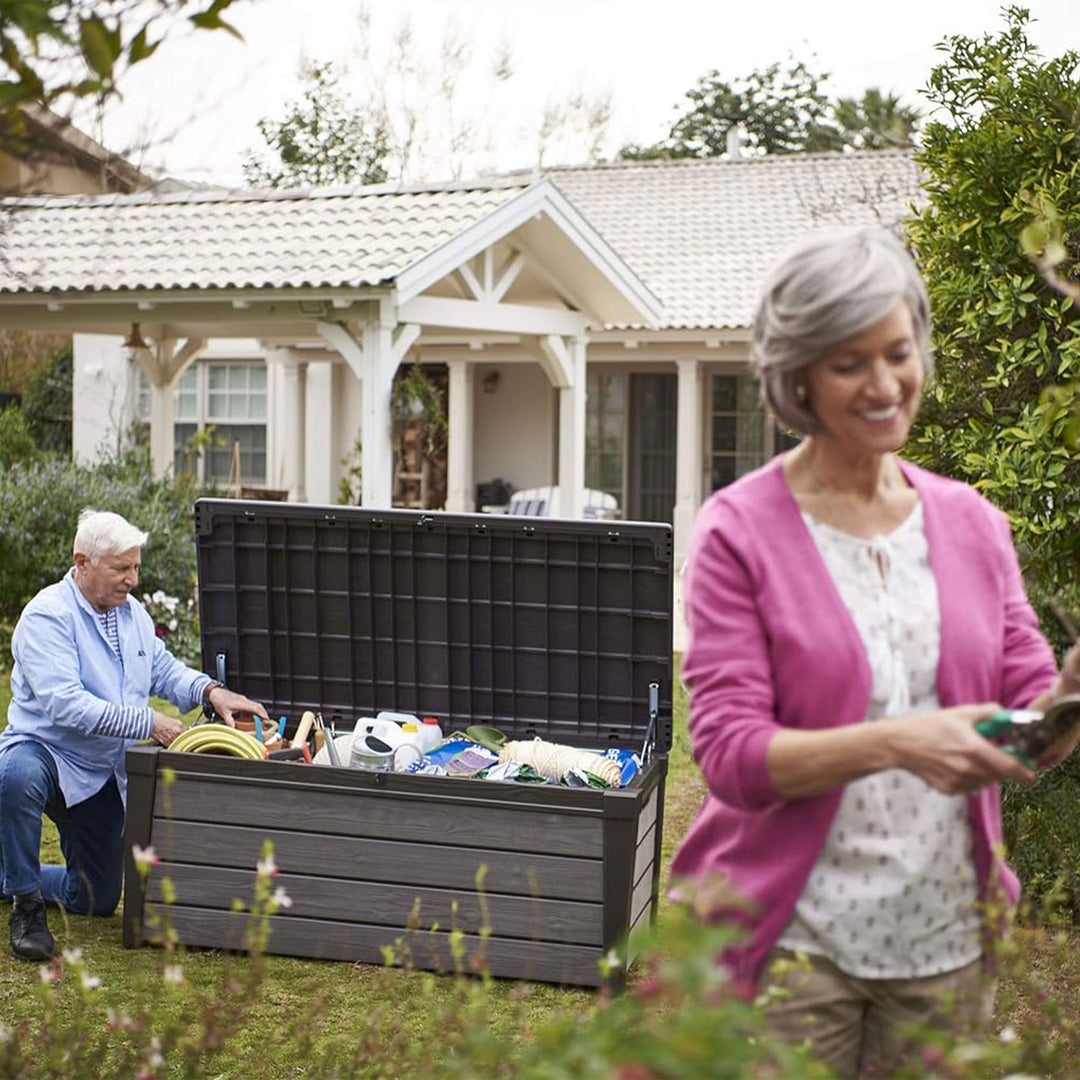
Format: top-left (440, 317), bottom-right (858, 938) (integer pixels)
top-left (0, 509), bottom-right (266, 960)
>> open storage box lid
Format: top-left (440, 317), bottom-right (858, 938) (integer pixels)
top-left (194, 500), bottom-right (673, 754)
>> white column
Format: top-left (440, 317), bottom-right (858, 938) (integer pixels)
top-left (304, 360), bottom-right (335, 504)
top-left (445, 358), bottom-right (474, 512)
top-left (674, 358), bottom-right (703, 567)
top-left (148, 376), bottom-right (175, 478)
top-left (281, 355), bottom-right (308, 502)
top-left (555, 333), bottom-right (587, 518)
top-left (361, 301), bottom-right (395, 508)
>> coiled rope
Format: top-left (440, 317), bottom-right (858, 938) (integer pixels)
top-left (498, 738), bottom-right (621, 786)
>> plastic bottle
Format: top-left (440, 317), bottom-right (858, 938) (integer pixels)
top-left (392, 723), bottom-right (425, 772)
top-left (418, 716), bottom-right (444, 753)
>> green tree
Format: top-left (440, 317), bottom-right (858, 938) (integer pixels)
top-left (21, 343), bottom-right (71, 454)
top-left (834, 88), bottom-right (920, 149)
top-left (906, 6), bottom-right (1080, 610)
top-left (620, 58), bottom-right (920, 160)
top-left (243, 60), bottom-right (389, 189)
top-left (0, 0), bottom-right (240, 153)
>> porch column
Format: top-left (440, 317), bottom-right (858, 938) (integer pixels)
top-left (280, 355), bottom-right (308, 502)
top-left (674, 358), bottom-right (703, 567)
top-left (361, 301), bottom-right (396, 508)
top-left (148, 379), bottom-right (174, 479)
top-left (445, 358), bottom-right (474, 512)
top-left (555, 333), bottom-right (587, 518)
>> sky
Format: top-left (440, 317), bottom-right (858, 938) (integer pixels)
top-left (90, 0), bottom-right (1080, 187)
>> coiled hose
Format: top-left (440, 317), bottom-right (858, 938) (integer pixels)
top-left (168, 724), bottom-right (268, 760)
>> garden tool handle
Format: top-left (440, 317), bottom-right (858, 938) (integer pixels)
top-left (291, 710), bottom-right (316, 749)
top-left (975, 710), bottom-right (1014, 740)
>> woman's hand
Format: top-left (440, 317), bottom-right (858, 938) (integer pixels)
top-left (885, 703), bottom-right (1034, 794)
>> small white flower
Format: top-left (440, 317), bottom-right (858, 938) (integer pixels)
top-left (603, 948), bottom-right (623, 970)
top-left (167, 618), bottom-right (178, 631)
top-left (39, 965), bottom-right (58, 983)
top-left (81, 971), bottom-right (102, 991)
top-left (132, 844), bottom-right (160, 868)
top-left (999, 1025), bottom-right (1019, 1044)
top-left (62, 947), bottom-right (83, 965)
top-left (162, 964), bottom-right (185, 985)
top-left (271, 886), bottom-right (292, 909)
top-left (257, 855), bottom-right (279, 877)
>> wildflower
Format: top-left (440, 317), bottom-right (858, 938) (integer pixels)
top-left (271, 886), bottom-right (292, 909)
top-left (39, 964), bottom-right (59, 984)
top-left (168, 618), bottom-right (178, 631)
top-left (132, 844), bottom-right (160, 869)
top-left (999, 1025), bottom-right (1018, 1043)
top-left (257, 855), bottom-right (279, 878)
top-left (62, 947), bottom-right (83, 965)
top-left (603, 948), bottom-right (624, 971)
top-left (81, 971), bottom-right (102, 991)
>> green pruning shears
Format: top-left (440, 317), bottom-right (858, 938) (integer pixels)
top-left (975, 694), bottom-right (1080, 769)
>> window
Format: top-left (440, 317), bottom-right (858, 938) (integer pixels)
top-left (710, 373), bottom-right (767, 490)
top-left (585, 371), bottom-right (625, 503)
top-left (171, 361), bottom-right (267, 485)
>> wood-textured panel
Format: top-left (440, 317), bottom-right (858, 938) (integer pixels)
top-left (147, 863), bottom-right (603, 945)
top-left (635, 788), bottom-right (658, 844)
top-left (154, 906), bottom-right (604, 987)
top-left (152, 820), bottom-right (604, 902)
top-left (154, 778), bottom-right (603, 857)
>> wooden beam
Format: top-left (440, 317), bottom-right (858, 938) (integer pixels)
top-left (490, 252), bottom-right (526, 303)
top-left (392, 323), bottom-right (421, 366)
top-left (536, 334), bottom-right (573, 389)
top-left (316, 320), bottom-right (364, 381)
top-left (398, 295), bottom-right (586, 337)
top-left (453, 261), bottom-right (484, 300)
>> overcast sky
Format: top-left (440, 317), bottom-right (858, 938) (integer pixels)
top-left (92, 0), bottom-right (1080, 186)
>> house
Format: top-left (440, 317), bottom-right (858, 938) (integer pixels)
top-left (0, 102), bottom-right (151, 196)
top-left (0, 150), bottom-right (920, 570)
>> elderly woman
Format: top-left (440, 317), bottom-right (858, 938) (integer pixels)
top-left (669, 226), bottom-right (1080, 1077)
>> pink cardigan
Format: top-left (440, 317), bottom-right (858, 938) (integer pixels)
top-left (669, 454), bottom-right (1058, 985)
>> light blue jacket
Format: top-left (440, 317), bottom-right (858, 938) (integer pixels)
top-left (1, 569), bottom-right (210, 806)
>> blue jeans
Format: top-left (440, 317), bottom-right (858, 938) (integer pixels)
top-left (0, 741), bottom-right (124, 915)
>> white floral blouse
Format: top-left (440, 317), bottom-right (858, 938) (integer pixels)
top-left (776, 502), bottom-right (983, 979)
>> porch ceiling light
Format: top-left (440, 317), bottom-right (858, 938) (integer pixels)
top-left (122, 322), bottom-right (149, 351)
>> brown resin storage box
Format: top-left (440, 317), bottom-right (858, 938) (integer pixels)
top-left (123, 500), bottom-right (673, 987)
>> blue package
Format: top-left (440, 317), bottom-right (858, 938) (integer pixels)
top-left (602, 746), bottom-right (642, 787)
top-left (420, 738), bottom-right (474, 768)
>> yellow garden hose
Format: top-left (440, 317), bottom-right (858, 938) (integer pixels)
top-left (168, 724), bottom-right (268, 760)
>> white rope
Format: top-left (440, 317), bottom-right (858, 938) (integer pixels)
top-left (499, 738), bottom-right (622, 786)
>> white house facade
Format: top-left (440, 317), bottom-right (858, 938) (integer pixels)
top-left (0, 151), bottom-right (920, 568)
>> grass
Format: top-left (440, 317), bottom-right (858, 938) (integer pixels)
top-left (0, 670), bottom-right (707, 1077)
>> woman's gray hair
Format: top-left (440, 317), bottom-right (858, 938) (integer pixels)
top-left (751, 226), bottom-right (932, 436)
top-left (72, 509), bottom-right (149, 562)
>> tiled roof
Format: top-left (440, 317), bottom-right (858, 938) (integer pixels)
top-left (0, 151), bottom-right (921, 330)
top-left (0, 180), bottom-right (531, 294)
top-left (549, 151), bottom-right (922, 329)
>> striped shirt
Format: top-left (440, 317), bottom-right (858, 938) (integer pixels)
top-left (92, 607), bottom-right (155, 741)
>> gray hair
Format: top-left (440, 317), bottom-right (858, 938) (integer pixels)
top-left (73, 509), bottom-right (149, 562)
top-left (751, 226), bottom-right (932, 436)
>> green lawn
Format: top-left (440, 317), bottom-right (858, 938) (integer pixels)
top-left (0, 670), bottom-right (706, 1077)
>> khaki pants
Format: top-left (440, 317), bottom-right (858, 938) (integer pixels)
top-left (760, 949), bottom-right (994, 1079)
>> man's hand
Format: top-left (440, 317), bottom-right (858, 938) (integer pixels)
top-left (206, 685), bottom-right (269, 728)
top-left (152, 711), bottom-right (184, 747)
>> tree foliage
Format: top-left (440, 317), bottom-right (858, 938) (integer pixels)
top-left (242, 60), bottom-right (390, 189)
top-left (620, 57), bottom-right (919, 159)
top-left (0, 0), bottom-right (240, 152)
top-left (905, 6), bottom-right (1080, 617)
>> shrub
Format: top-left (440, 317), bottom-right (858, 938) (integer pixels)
top-left (21, 345), bottom-right (72, 455)
top-left (0, 403), bottom-right (39, 469)
top-left (0, 447), bottom-right (200, 640)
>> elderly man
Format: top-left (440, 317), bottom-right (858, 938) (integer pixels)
top-left (0, 509), bottom-right (267, 961)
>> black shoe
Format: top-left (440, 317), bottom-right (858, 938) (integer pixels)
top-left (10, 897), bottom-right (56, 961)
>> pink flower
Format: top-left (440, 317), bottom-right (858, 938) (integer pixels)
top-left (132, 844), bottom-right (160, 869)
